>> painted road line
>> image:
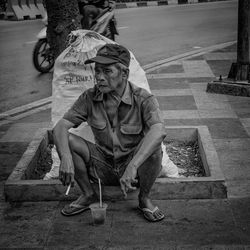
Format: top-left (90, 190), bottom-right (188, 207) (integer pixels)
top-left (0, 102), bottom-right (51, 127)
top-left (117, 26), bottom-right (129, 30)
top-left (0, 97), bottom-right (52, 125)
top-left (143, 41), bottom-right (236, 73)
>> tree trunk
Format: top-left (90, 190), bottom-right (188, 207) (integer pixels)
top-left (44, 0), bottom-right (81, 59)
top-left (228, 0), bottom-right (250, 81)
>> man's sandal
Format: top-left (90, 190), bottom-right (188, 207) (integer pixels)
top-left (61, 202), bottom-right (90, 216)
top-left (138, 206), bottom-right (165, 222)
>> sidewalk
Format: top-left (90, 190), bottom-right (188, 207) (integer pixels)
top-left (1, 42), bottom-right (250, 249)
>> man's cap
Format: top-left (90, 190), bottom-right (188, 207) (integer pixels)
top-left (84, 44), bottom-right (130, 67)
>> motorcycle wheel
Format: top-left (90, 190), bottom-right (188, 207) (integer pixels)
top-left (33, 39), bottom-right (54, 73)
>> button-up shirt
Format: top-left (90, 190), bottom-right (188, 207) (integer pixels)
top-left (63, 81), bottom-right (164, 161)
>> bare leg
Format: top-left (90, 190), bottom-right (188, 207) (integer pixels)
top-left (68, 134), bottom-right (97, 204)
top-left (137, 148), bottom-right (162, 212)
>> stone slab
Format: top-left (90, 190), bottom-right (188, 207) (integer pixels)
top-left (4, 126), bottom-right (226, 201)
top-left (162, 110), bottom-right (200, 119)
top-left (227, 180), bottom-right (250, 199)
top-left (152, 89), bottom-right (192, 96)
top-left (157, 96), bottom-right (197, 110)
top-left (213, 138), bottom-right (250, 180)
top-left (229, 198), bottom-right (250, 244)
top-left (199, 109), bottom-right (238, 119)
top-left (202, 118), bottom-right (249, 139)
top-left (204, 52), bottom-right (237, 61)
top-left (149, 78), bottom-right (190, 89)
top-left (0, 201), bottom-right (58, 248)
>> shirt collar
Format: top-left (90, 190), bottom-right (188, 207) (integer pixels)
top-left (92, 81), bottom-right (132, 105)
top-left (121, 81), bottom-right (132, 105)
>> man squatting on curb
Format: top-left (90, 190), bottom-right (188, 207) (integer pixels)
top-left (53, 44), bottom-right (166, 222)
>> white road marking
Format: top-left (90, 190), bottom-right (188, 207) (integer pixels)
top-left (24, 40), bottom-right (37, 46)
top-left (117, 26), bottom-right (129, 30)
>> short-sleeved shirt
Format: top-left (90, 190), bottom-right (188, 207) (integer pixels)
top-left (63, 81), bottom-right (164, 162)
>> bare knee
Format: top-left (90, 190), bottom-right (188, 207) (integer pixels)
top-left (68, 134), bottom-right (90, 163)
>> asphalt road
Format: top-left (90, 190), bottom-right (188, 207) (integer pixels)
top-left (0, 0), bottom-right (237, 113)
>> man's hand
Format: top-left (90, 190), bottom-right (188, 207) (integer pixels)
top-left (59, 155), bottom-right (75, 187)
top-left (119, 164), bottom-right (138, 198)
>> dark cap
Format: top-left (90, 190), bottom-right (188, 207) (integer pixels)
top-left (84, 44), bottom-right (130, 67)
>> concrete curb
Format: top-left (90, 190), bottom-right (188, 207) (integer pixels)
top-left (115, 0), bottom-right (232, 9)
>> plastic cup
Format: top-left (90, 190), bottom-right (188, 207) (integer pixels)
top-left (89, 203), bottom-right (108, 225)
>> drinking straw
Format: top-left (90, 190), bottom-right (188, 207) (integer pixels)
top-left (98, 178), bottom-right (102, 207)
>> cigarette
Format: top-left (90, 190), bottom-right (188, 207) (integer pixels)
top-left (65, 185), bottom-right (71, 196)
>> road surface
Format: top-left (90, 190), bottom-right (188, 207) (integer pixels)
top-left (0, 0), bottom-right (237, 112)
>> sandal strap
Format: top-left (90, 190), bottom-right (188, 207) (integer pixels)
top-left (69, 202), bottom-right (86, 209)
top-left (140, 206), bottom-right (159, 214)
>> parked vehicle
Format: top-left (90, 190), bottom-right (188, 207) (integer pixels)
top-left (33, 3), bottom-right (118, 73)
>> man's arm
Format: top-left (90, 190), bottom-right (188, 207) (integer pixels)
top-left (53, 118), bottom-right (75, 186)
top-left (120, 123), bottom-right (166, 197)
top-left (130, 122), bottom-right (166, 169)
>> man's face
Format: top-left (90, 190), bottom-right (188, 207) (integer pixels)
top-left (94, 63), bottom-right (123, 94)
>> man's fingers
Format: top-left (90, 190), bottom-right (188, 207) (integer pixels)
top-left (119, 180), bottom-right (127, 198)
top-left (65, 173), bottom-right (71, 186)
top-left (59, 171), bottom-right (65, 185)
top-left (69, 173), bottom-right (75, 186)
top-left (126, 182), bottom-right (137, 191)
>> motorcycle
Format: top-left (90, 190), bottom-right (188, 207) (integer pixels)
top-left (32, 2), bottom-right (118, 74)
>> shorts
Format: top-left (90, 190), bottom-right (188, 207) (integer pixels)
top-left (84, 140), bottom-right (135, 186)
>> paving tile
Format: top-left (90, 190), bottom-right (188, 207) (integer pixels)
top-left (199, 109), bottom-right (238, 119)
top-left (182, 60), bottom-right (215, 78)
top-left (169, 199), bottom-right (242, 246)
top-left (0, 122), bottom-right (49, 142)
top-left (203, 119), bottom-right (249, 139)
top-left (0, 142), bottom-right (29, 181)
top-left (244, 127), bottom-right (250, 137)
top-left (164, 118), bottom-right (203, 126)
top-left (148, 78), bottom-right (190, 90)
top-left (204, 52), bottom-right (236, 61)
top-left (47, 207), bottom-right (112, 248)
top-left (189, 82), bottom-right (208, 91)
top-left (227, 180), bottom-right (250, 199)
top-left (206, 60), bottom-right (234, 78)
top-left (0, 201), bottom-right (58, 248)
top-left (240, 118), bottom-right (250, 127)
top-left (149, 64), bottom-right (184, 74)
top-left (192, 89), bottom-right (229, 101)
top-left (162, 110), bottom-right (200, 120)
top-left (234, 108), bottom-right (250, 119)
top-left (157, 96), bottom-right (197, 110)
top-left (0, 181), bottom-right (5, 202)
top-left (229, 198), bottom-right (250, 244)
top-left (194, 95), bottom-right (233, 110)
top-left (227, 96), bottom-right (250, 109)
top-left (109, 200), bottom-right (177, 247)
top-left (213, 44), bottom-right (237, 53)
top-left (213, 138), bottom-right (250, 179)
top-left (152, 89), bottom-right (192, 97)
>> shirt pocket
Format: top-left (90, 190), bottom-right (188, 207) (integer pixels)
top-left (89, 119), bottom-right (108, 145)
top-left (120, 123), bottom-right (143, 148)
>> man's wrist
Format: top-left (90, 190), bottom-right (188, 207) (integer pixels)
top-left (129, 161), bottom-right (139, 170)
top-left (61, 153), bottom-right (72, 160)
